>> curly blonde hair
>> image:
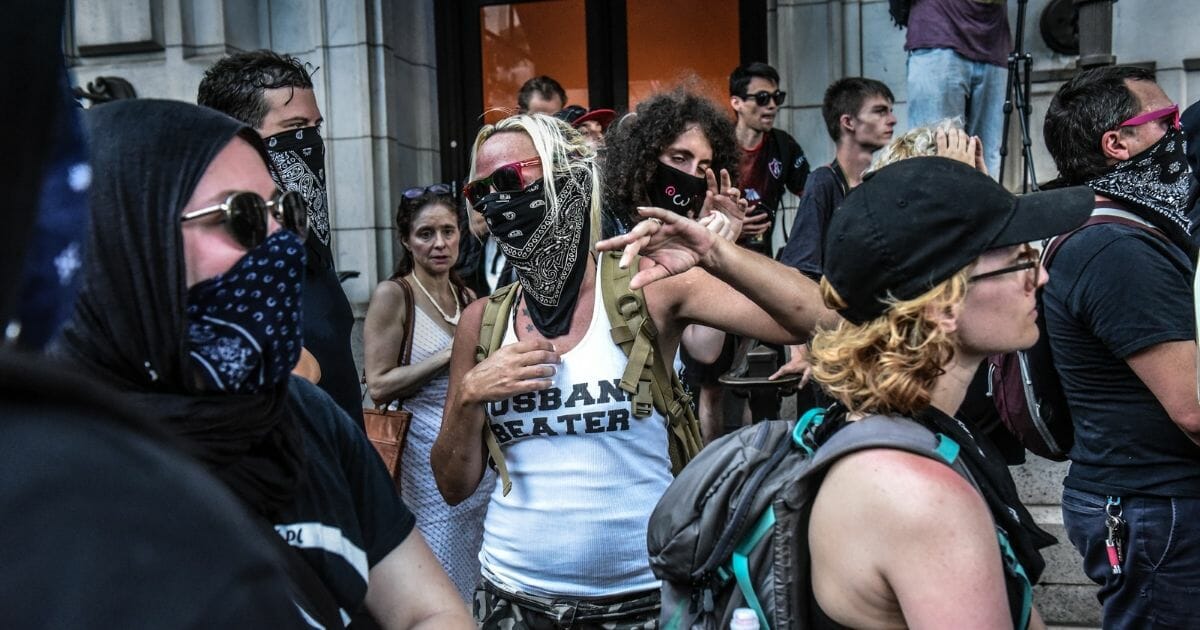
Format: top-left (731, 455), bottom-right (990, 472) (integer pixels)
top-left (864, 118), bottom-right (964, 176)
top-left (809, 269), bottom-right (971, 417)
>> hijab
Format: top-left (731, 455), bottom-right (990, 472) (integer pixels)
top-left (55, 100), bottom-right (304, 517)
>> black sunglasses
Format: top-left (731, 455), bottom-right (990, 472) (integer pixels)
top-left (463, 158), bottom-right (541, 209)
top-left (402, 183), bottom-right (453, 199)
top-left (181, 190), bottom-right (309, 248)
top-left (741, 90), bottom-right (787, 107)
top-left (969, 255), bottom-right (1040, 282)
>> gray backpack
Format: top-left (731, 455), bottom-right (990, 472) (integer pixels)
top-left (647, 409), bottom-right (1032, 630)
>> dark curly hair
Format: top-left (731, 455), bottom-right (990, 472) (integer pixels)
top-left (603, 89), bottom-right (740, 229)
top-left (197, 50), bottom-right (314, 129)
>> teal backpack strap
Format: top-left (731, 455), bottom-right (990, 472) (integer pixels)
top-left (475, 282), bottom-right (521, 496)
top-left (730, 506), bottom-right (778, 630)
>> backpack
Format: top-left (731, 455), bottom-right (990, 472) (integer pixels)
top-left (648, 408), bottom-right (1034, 630)
top-left (474, 251), bottom-right (705, 495)
top-left (986, 212), bottom-right (1174, 461)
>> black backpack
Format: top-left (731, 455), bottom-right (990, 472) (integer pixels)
top-left (647, 409), bottom-right (1033, 630)
top-left (986, 213), bottom-right (1174, 461)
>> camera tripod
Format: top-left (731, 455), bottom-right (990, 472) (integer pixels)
top-left (998, 0), bottom-right (1039, 192)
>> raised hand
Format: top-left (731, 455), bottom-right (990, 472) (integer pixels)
top-left (595, 206), bottom-right (719, 290)
top-left (934, 128), bottom-right (978, 169)
top-left (699, 168), bottom-right (746, 239)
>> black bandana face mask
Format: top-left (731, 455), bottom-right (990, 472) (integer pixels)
top-left (185, 230), bottom-right (306, 394)
top-left (266, 126), bottom-right (333, 264)
top-left (647, 161), bottom-right (707, 216)
top-left (1088, 127), bottom-right (1197, 249)
top-left (480, 173), bottom-right (591, 338)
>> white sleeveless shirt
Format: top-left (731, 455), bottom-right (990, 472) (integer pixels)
top-left (479, 263), bottom-right (673, 597)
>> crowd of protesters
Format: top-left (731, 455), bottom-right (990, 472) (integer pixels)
top-left (8, 2), bottom-right (1200, 628)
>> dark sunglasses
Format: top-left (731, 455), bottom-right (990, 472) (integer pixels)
top-left (463, 157), bottom-right (541, 209)
top-left (740, 90), bottom-right (787, 107)
top-left (1118, 104), bottom-right (1180, 131)
top-left (181, 190), bottom-right (309, 248)
top-left (402, 183), bottom-right (454, 199)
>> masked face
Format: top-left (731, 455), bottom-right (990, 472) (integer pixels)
top-left (265, 126), bottom-right (330, 249)
top-left (479, 172), bottom-right (591, 337)
top-left (647, 161), bottom-right (708, 216)
top-left (185, 230), bottom-right (305, 394)
top-left (1088, 126), bottom-right (1196, 248)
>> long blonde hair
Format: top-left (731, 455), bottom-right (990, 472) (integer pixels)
top-left (809, 269), bottom-right (971, 417)
top-left (468, 113), bottom-right (603, 243)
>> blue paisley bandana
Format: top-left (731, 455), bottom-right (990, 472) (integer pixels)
top-left (185, 230), bottom-right (305, 393)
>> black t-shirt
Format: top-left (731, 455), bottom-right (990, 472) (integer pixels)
top-left (1044, 221), bottom-right (1200, 497)
top-left (778, 164), bottom-right (847, 279)
top-left (0, 357), bottom-right (303, 629)
top-left (736, 128), bottom-right (809, 257)
top-left (303, 263), bottom-right (365, 430)
top-left (278, 376), bottom-right (416, 620)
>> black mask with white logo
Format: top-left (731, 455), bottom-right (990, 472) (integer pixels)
top-left (647, 161), bottom-right (707, 216)
top-left (480, 173), bottom-right (591, 338)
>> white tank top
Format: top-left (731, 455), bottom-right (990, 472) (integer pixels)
top-left (479, 263), bottom-right (672, 598)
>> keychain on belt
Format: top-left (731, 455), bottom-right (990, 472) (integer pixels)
top-left (1104, 496), bottom-right (1124, 575)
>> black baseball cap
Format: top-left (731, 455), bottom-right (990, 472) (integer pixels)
top-left (823, 157), bottom-right (1094, 324)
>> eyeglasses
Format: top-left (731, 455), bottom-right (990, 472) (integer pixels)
top-left (463, 157), bottom-right (541, 208)
top-left (402, 183), bottom-right (453, 200)
top-left (740, 90), bottom-right (787, 107)
top-left (1118, 104), bottom-right (1180, 131)
top-left (181, 190), bottom-right (309, 248)
top-left (969, 248), bottom-right (1040, 283)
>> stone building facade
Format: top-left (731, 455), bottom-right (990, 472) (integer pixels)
top-left (68, 1), bottom-right (1200, 626)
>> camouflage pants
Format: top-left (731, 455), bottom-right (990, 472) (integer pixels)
top-left (474, 580), bottom-right (660, 630)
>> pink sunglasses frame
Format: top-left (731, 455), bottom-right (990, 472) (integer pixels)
top-left (1118, 104), bottom-right (1180, 130)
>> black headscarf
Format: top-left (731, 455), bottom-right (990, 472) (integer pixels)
top-left (55, 100), bottom-right (304, 517)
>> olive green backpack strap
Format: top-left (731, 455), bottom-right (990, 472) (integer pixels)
top-left (474, 282), bottom-right (521, 496)
top-left (600, 252), bottom-right (704, 474)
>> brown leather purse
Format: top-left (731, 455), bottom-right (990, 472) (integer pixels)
top-left (363, 277), bottom-right (415, 491)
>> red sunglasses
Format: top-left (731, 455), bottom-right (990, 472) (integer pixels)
top-left (1119, 104), bottom-right (1180, 130)
top-left (463, 157), bottom-right (541, 209)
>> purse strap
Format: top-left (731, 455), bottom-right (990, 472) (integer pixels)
top-left (360, 277), bottom-right (418, 409)
top-left (391, 277), bottom-right (417, 369)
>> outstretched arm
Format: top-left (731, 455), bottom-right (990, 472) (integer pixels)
top-left (598, 206), bottom-right (838, 340)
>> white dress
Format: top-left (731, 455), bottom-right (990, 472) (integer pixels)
top-left (398, 306), bottom-right (496, 601)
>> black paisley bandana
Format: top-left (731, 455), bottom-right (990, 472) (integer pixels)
top-left (265, 126), bottom-right (333, 268)
top-left (1087, 127), bottom-right (1197, 251)
top-left (480, 172), bottom-right (591, 338)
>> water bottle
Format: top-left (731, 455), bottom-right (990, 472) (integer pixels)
top-left (729, 607), bottom-right (760, 630)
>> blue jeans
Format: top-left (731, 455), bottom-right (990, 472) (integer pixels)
top-left (1061, 486), bottom-right (1200, 629)
top-left (906, 47), bottom-right (1006, 178)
